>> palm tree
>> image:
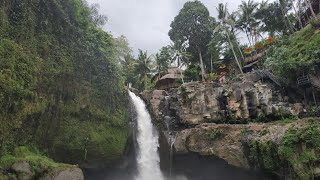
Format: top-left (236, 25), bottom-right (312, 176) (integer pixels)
top-left (170, 41), bottom-right (191, 67)
top-left (279, 0), bottom-right (296, 33)
top-left (238, 0), bottom-right (259, 45)
top-left (135, 49), bottom-right (153, 90)
top-left (215, 3), bottom-right (244, 74)
top-left (169, 41), bottom-right (191, 83)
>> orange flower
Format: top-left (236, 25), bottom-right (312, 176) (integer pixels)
top-left (255, 43), bottom-right (264, 49)
top-left (219, 65), bottom-right (226, 69)
top-left (244, 47), bottom-right (253, 54)
top-left (266, 37), bottom-right (275, 44)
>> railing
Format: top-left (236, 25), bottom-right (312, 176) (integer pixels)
top-left (297, 76), bottom-right (311, 86)
top-left (255, 69), bottom-right (282, 86)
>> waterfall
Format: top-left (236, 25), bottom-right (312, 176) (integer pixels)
top-left (128, 91), bottom-right (164, 180)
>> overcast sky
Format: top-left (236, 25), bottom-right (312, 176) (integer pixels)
top-left (86, 0), bottom-right (266, 56)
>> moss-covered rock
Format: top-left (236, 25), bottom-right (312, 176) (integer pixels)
top-left (247, 118), bottom-right (320, 179)
top-left (0, 146), bottom-right (81, 179)
top-left (0, 0), bottom-right (129, 167)
top-left (173, 118), bottom-right (320, 179)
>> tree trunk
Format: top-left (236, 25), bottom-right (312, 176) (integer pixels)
top-left (234, 37), bottom-right (245, 64)
top-left (144, 75), bottom-right (147, 90)
top-left (293, 2), bottom-right (304, 29)
top-left (198, 48), bottom-right (206, 81)
top-left (226, 29), bottom-right (243, 74)
top-left (245, 28), bottom-right (252, 46)
top-left (210, 54), bottom-right (213, 73)
top-left (279, 1), bottom-right (296, 33)
top-left (305, 0), bottom-right (318, 20)
top-left (179, 66), bottom-right (185, 84)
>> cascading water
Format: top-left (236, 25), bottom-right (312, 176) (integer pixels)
top-left (128, 91), bottom-right (164, 180)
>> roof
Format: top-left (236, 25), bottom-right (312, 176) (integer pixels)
top-left (167, 67), bottom-right (183, 74)
top-left (159, 74), bottom-right (181, 80)
top-left (151, 67), bottom-right (183, 83)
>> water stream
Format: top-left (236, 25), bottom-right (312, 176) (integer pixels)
top-left (128, 91), bottom-right (164, 180)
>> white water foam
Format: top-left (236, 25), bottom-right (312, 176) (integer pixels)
top-left (128, 91), bottom-right (164, 180)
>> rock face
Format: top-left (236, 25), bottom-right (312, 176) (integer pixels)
top-left (174, 123), bottom-right (290, 168)
top-left (144, 72), bottom-right (304, 126)
top-left (143, 72), bottom-right (319, 179)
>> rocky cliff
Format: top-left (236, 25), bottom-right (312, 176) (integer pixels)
top-left (143, 72), bottom-right (320, 179)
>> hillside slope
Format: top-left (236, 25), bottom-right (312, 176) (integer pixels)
top-left (0, 0), bottom-right (128, 167)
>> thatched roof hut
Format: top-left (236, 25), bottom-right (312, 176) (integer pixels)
top-left (154, 67), bottom-right (183, 90)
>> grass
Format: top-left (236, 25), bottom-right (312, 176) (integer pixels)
top-left (0, 146), bottom-right (73, 178)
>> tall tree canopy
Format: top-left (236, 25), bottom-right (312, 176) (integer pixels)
top-left (169, 0), bottom-right (214, 81)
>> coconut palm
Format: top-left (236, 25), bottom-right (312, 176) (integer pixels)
top-left (215, 3), bottom-right (244, 74)
top-left (135, 49), bottom-right (153, 90)
top-left (237, 0), bottom-right (259, 45)
top-left (279, 0), bottom-right (296, 33)
top-left (169, 41), bottom-right (192, 83)
top-left (169, 41), bottom-right (191, 67)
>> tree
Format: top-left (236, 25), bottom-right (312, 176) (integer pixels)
top-left (305, 0), bottom-right (319, 20)
top-left (255, 1), bottom-right (289, 35)
top-left (279, 0), bottom-right (296, 33)
top-left (169, 41), bottom-right (192, 83)
top-left (156, 46), bottom-right (171, 74)
top-left (169, 41), bottom-right (191, 67)
top-left (90, 4), bottom-right (108, 26)
top-left (215, 3), bottom-right (244, 74)
top-left (207, 32), bottom-right (223, 73)
top-left (169, 1), bottom-right (213, 81)
top-left (114, 35), bottom-right (133, 63)
top-left (237, 0), bottom-right (259, 45)
top-left (135, 49), bottom-right (153, 90)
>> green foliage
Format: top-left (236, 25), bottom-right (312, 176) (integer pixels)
top-left (249, 140), bottom-right (281, 172)
top-left (0, 146), bottom-right (72, 178)
top-left (169, 1), bottom-right (212, 53)
top-left (265, 25), bottom-right (320, 84)
top-left (52, 112), bottom-right (128, 164)
top-left (310, 15), bottom-right (320, 28)
top-left (278, 120), bottom-right (320, 179)
top-left (0, 0), bottom-right (129, 165)
top-left (156, 46), bottom-right (171, 73)
top-left (241, 128), bottom-right (253, 136)
top-left (135, 49), bottom-right (154, 91)
top-left (249, 120), bottom-right (320, 179)
top-left (184, 64), bottom-right (201, 82)
top-left (254, 1), bottom-right (290, 35)
top-left (180, 86), bottom-right (195, 104)
top-left (169, 0), bottom-right (215, 79)
top-left (207, 129), bottom-right (224, 140)
top-left (306, 105), bottom-right (320, 117)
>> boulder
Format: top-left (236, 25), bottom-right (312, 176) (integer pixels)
top-left (40, 167), bottom-right (84, 180)
top-left (11, 160), bottom-right (34, 180)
